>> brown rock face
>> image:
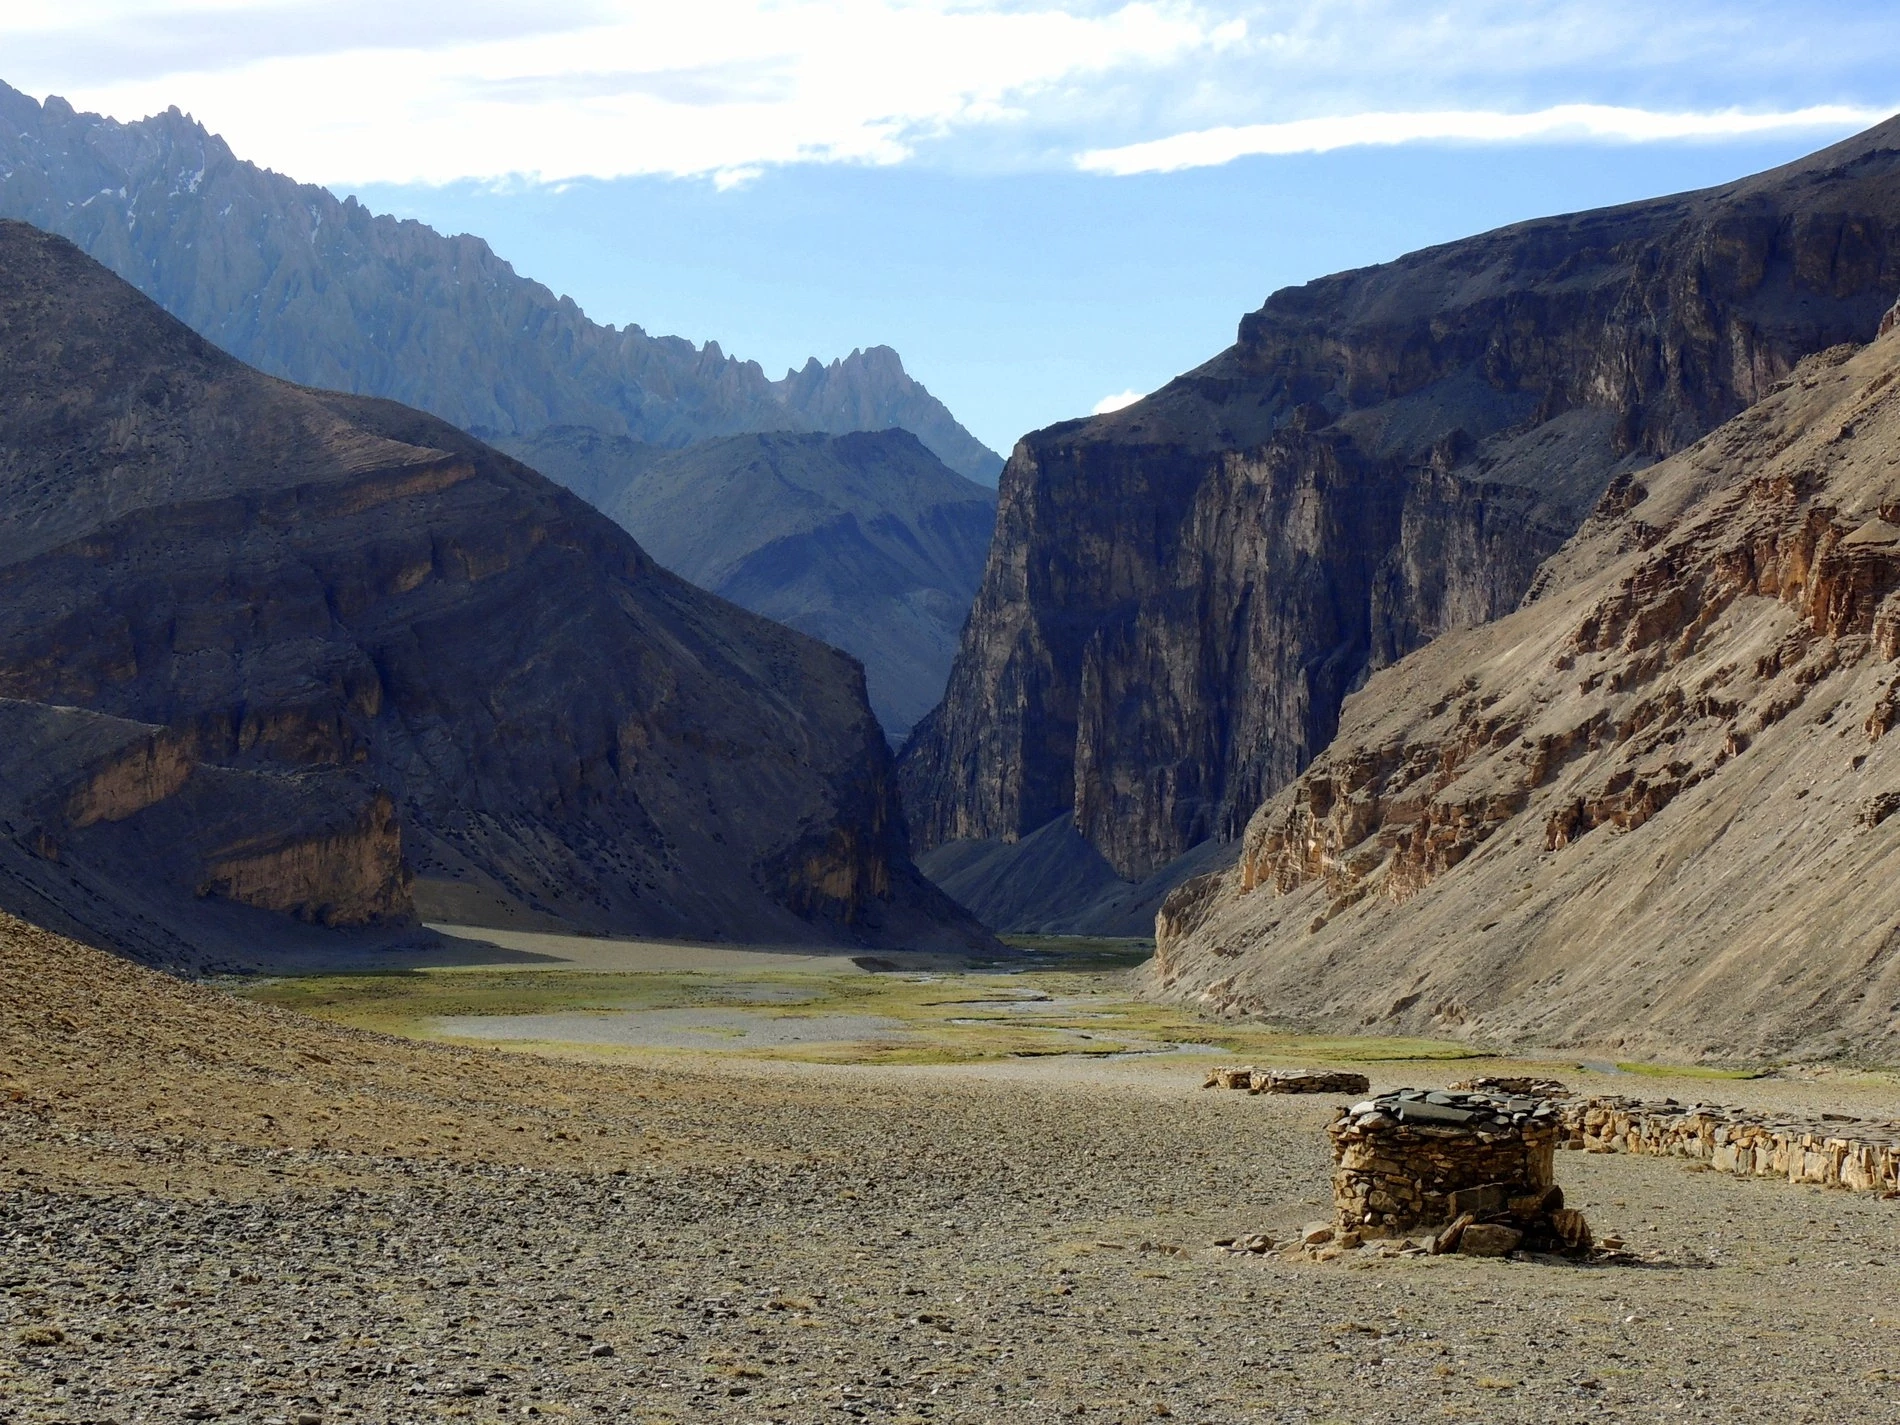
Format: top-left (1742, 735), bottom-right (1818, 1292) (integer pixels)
top-left (1152, 323), bottom-right (1900, 1063)
top-left (0, 220), bottom-right (987, 966)
top-left (194, 790), bottom-right (409, 926)
top-left (0, 697), bottom-right (412, 961)
top-left (903, 118), bottom-right (1900, 886)
top-left (499, 427), bottom-right (998, 743)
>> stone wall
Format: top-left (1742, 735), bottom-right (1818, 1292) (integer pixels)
top-left (1558, 1096), bottom-right (1900, 1195)
top-left (1202, 1066), bottom-right (1370, 1095)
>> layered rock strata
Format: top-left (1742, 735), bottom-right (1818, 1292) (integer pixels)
top-left (904, 116), bottom-right (1900, 903)
top-left (0, 84), bottom-right (1002, 481)
top-left (1153, 315), bottom-right (1900, 1060)
top-left (0, 698), bottom-right (411, 968)
top-left (0, 220), bottom-right (986, 965)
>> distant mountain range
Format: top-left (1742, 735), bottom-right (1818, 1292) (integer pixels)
top-left (0, 82), bottom-right (1003, 484)
top-left (0, 219), bottom-right (989, 966)
top-left (502, 428), bottom-right (997, 743)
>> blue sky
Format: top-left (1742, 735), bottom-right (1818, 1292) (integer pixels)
top-left (5, 2), bottom-right (1900, 455)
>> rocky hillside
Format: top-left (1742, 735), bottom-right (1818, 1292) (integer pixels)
top-left (0, 82), bottom-right (1002, 483)
top-left (901, 116), bottom-right (1900, 923)
top-left (502, 427), bottom-right (996, 743)
top-left (0, 220), bottom-right (987, 967)
top-left (1153, 321), bottom-right (1900, 1062)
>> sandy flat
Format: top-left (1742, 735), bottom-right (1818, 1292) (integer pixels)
top-left (426, 922), bottom-right (944, 973)
top-left (433, 1006), bottom-right (915, 1050)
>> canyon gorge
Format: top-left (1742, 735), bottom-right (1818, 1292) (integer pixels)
top-left (902, 116), bottom-right (1900, 932)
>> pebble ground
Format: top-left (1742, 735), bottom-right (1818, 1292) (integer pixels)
top-left (6, 914), bottom-right (1900, 1424)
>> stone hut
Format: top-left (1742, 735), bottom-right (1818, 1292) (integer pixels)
top-left (1329, 1088), bottom-right (1590, 1255)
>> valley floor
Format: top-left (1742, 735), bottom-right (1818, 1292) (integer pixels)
top-left (5, 917), bottom-right (1900, 1423)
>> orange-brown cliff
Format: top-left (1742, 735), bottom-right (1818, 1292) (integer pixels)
top-left (904, 117), bottom-right (1900, 936)
top-left (1154, 322), bottom-right (1900, 1063)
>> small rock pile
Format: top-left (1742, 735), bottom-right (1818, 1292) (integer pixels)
top-left (1328, 1088), bottom-right (1591, 1256)
top-left (1450, 1075), bottom-right (1574, 1099)
top-left (1202, 1066), bottom-right (1372, 1095)
top-left (1557, 1095), bottom-right (1900, 1194)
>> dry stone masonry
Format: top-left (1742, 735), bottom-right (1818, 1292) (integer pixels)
top-left (1557, 1095), bottom-right (1900, 1195)
top-left (1450, 1075), bottom-right (1574, 1099)
top-left (1203, 1066), bottom-right (1372, 1095)
top-left (1329, 1088), bottom-right (1592, 1255)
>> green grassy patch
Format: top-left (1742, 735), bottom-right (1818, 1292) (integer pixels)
top-left (233, 961), bottom-right (1485, 1069)
top-left (240, 968), bottom-right (810, 1031)
top-left (1611, 1060), bottom-right (1769, 1081)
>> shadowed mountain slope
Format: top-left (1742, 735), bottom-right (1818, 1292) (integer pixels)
top-left (916, 814), bottom-right (1233, 938)
top-left (1155, 322), bottom-right (1900, 1061)
top-left (901, 115), bottom-right (1900, 924)
top-left (0, 82), bottom-right (1002, 483)
top-left (0, 219), bottom-right (989, 967)
top-left (501, 427), bottom-right (997, 743)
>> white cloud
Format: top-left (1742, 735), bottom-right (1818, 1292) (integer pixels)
top-left (2, 1), bottom-right (1239, 187)
top-left (1077, 102), bottom-right (1895, 175)
top-left (1092, 390), bottom-right (1144, 414)
top-left (4, 4), bottom-right (1896, 189)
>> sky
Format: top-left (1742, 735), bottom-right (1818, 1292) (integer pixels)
top-left (4, 1), bottom-right (1899, 457)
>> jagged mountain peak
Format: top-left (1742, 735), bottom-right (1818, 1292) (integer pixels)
top-left (0, 78), bottom-right (1004, 482)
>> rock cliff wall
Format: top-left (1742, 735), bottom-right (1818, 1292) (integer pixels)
top-left (1152, 325), bottom-right (1900, 1062)
top-left (902, 116), bottom-right (1900, 891)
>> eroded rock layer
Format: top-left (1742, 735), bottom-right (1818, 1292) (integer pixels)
top-left (0, 220), bottom-right (985, 964)
top-left (903, 117), bottom-right (1900, 887)
top-left (1152, 323), bottom-right (1900, 1062)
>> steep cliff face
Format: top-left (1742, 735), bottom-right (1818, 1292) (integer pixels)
top-left (0, 83), bottom-right (1002, 482)
top-left (501, 427), bottom-right (997, 742)
top-left (903, 117), bottom-right (1900, 895)
top-left (0, 220), bottom-right (988, 964)
top-left (0, 697), bottom-right (413, 969)
top-left (1153, 324), bottom-right (1900, 1062)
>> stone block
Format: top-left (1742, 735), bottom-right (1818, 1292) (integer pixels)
top-left (1448, 1183), bottom-right (1507, 1219)
top-left (1547, 1208), bottom-right (1592, 1253)
top-left (1457, 1223), bottom-right (1523, 1257)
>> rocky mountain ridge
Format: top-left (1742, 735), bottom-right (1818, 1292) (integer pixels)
top-left (0, 81), bottom-right (1003, 483)
top-left (1153, 321), bottom-right (1900, 1061)
top-left (901, 116), bottom-right (1900, 917)
top-left (501, 428), bottom-right (997, 743)
top-left (0, 219), bottom-right (985, 968)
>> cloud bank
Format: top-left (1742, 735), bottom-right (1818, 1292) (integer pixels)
top-left (3, 3), bottom-right (1896, 189)
top-left (1, 1), bottom-right (1238, 187)
top-left (1077, 103), bottom-right (1894, 176)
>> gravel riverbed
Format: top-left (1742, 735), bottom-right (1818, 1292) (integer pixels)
top-left (6, 916), bottom-right (1900, 1423)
